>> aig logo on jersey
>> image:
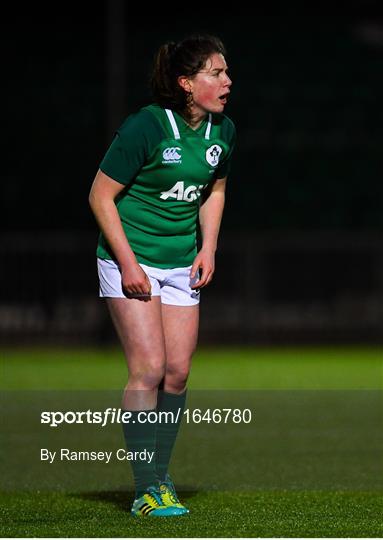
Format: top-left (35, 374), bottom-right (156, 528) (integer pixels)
top-left (162, 147), bottom-right (182, 164)
top-left (206, 145), bottom-right (222, 167)
top-left (160, 181), bottom-right (204, 202)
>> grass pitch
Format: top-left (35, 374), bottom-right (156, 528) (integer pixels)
top-left (1, 346), bottom-right (382, 537)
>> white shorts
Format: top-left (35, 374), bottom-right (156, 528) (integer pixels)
top-left (97, 258), bottom-right (200, 306)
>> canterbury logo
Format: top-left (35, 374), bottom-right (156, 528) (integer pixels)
top-left (162, 147), bottom-right (182, 164)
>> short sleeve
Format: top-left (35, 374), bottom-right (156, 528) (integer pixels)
top-left (215, 117), bottom-right (236, 179)
top-left (99, 109), bottom-right (164, 185)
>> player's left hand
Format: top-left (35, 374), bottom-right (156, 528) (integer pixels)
top-left (190, 248), bottom-right (215, 289)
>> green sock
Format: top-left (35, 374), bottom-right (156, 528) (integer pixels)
top-left (155, 390), bottom-right (186, 482)
top-left (122, 409), bottom-right (158, 498)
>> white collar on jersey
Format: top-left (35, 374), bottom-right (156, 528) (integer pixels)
top-left (165, 109), bottom-right (212, 140)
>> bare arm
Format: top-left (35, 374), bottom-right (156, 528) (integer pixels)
top-left (190, 177), bottom-right (226, 288)
top-left (89, 169), bottom-right (151, 295)
top-left (199, 177), bottom-right (226, 253)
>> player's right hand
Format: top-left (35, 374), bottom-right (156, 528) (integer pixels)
top-left (120, 263), bottom-right (152, 296)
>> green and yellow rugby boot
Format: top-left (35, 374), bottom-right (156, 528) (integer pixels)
top-left (159, 475), bottom-right (189, 515)
top-left (131, 485), bottom-right (184, 517)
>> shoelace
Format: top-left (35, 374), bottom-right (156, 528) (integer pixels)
top-left (146, 487), bottom-right (163, 507)
top-left (162, 481), bottom-right (180, 504)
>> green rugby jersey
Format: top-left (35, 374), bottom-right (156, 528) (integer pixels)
top-left (97, 104), bottom-right (236, 269)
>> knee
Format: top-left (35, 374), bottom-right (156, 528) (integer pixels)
top-left (129, 358), bottom-right (166, 390)
top-left (165, 363), bottom-right (190, 393)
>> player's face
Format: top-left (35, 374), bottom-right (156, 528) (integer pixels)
top-left (188, 53), bottom-right (232, 115)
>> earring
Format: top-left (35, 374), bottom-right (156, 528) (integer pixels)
top-left (186, 91), bottom-right (194, 106)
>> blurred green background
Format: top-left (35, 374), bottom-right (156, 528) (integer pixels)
top-left (1, 346), bottom-right (382, 537)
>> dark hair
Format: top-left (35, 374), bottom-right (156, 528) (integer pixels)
top-left (151, 34), bottom-right (226, 120)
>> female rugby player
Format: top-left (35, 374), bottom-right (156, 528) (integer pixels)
top-left (89, 34), bottom-right (235, 517)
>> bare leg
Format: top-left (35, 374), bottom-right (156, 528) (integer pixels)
top-left (154, 303), bottom-right (199, 484)
top-left (161, 304), bottom-right (199, 394)
top-left (106, 296), bottom-right (166, 410)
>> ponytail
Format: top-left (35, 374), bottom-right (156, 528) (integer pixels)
top-left (151, 42), bottom-right (184, 111)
